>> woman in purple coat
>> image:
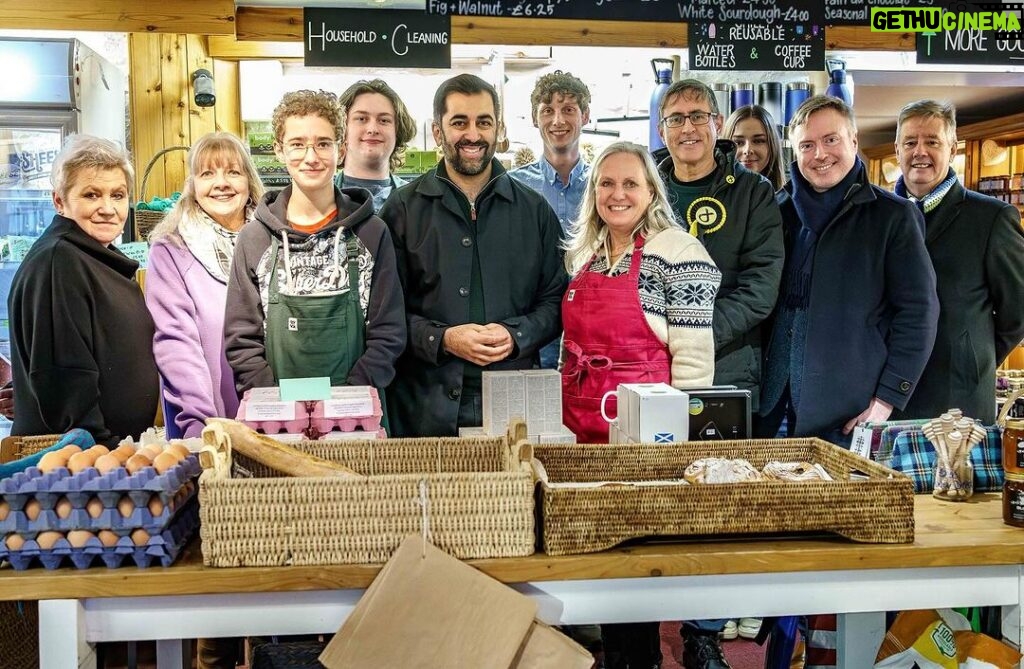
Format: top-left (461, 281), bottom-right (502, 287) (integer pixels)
top-left (145, 132), bottom-right (264, 439)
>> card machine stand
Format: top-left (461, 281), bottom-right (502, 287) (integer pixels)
top-left (686, 387), bottom-right (752, 440)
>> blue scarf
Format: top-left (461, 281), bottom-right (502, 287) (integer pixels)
top-left (784, 158), bottom-right (864, 309)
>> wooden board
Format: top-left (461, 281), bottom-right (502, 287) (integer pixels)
top-left (0, 0), bottom-right (236, 35)
top-left (0, 494), bottom-right (1018, 601)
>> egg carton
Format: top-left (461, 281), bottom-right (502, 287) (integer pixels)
top-left (236, 398), bottom-right (310, 434)
top-left (0, 498), bottom-right (199, 570)
top-left (0, 456), bottom-right (200, 533)
top-left (0, 481), bottom-right (197, 535)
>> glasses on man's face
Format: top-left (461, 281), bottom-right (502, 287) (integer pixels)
top-left (281, 140), bottom-right (338, 160)
top-left (661, 112), bottom-right (717, 128)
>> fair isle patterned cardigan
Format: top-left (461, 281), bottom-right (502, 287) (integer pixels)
top-left (585, 227), bottom-right (720, 387)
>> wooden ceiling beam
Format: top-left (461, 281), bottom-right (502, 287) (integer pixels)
top-left (0, 0), bottom-right (236, 35)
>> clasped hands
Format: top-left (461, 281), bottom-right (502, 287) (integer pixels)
top-left (443, 323), bottom-right (514, 366)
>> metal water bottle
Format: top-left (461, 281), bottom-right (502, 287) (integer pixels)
top-left (825, 59), bottom-right (853, 107)
top-left (649, 58), bottom-right (674, 152)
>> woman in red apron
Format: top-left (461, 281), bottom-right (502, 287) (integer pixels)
top-left (562, 141), bottom-right (720, 444)
top-left (561, 141), bottom-right (720, 669)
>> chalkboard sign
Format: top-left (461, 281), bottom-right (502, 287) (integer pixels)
top-left (688, 0), bottom-right (825, 71)
top-left (304, 8), bottom-right (452, 68)
top-left (825, 0), bottom-right (940, 26)
top-left (425, 0), bottom-right (688, 22)
top-left (917, 29), bottom-right (1024, 65)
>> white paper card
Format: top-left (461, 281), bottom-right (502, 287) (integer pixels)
top-left (244, 401), bottom-right (296, 421)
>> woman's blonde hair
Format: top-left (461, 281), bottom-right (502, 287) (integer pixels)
top-left (149, 132), bottom-right (265, 243)
top-left (50, 134), bottom-right (134, 200)
top-left (564, 141), bottom-right (680, 275)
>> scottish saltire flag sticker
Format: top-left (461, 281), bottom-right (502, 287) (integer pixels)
top-left (654, 433), bottom-right (674, 443)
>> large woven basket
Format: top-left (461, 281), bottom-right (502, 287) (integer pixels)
top-left (534, 438), bottom-right (915, 556)
top-left (200, 435), bottom-right (536, 567)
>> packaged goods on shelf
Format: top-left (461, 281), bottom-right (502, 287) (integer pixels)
top-left (615, 383), bottom-right (689, 443)
top-left (238, 385), bottom-right (384, 439)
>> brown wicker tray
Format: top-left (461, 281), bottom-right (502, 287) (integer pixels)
top-left (533, 438), bottom-right (914, 556)
top-left (199, 435), bottom-right (536, 567)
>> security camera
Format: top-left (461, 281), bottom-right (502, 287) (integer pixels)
top-left (192, 69), bottom-right (216, 108)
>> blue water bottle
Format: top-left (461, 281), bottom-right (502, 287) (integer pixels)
top-left (649, 58), bottom-right (673, 152)
top-left (825, 58), bottom-right (853, 107)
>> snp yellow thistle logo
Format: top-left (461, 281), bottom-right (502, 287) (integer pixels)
top-left (871, 4), bottom-right (1023, 39)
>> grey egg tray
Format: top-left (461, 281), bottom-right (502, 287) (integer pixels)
top-left (0, 456), bottom-right (200, 534)
top-left (0, 498), bottom-right (199, 570)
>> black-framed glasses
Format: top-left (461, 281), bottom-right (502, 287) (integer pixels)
top-left (661, 112), bottom-right (717, 128)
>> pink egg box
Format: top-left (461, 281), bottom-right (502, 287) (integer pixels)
top-left (236, 398), bottom-right (309, 434)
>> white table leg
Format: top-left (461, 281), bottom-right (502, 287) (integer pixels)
top-left (156, 638), bottom-right (189, 669)
top-left (39, 599), bottom-right (96, 669)
top-left (836, 611), bottom-right (886, 669)
top-left (1000, 565), bottom-right (1024, 646)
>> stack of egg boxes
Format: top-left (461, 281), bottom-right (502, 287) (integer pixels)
top-left (238, 385), bottom-right (386, 439)
top-left (0, 449), bottom-right (201, 570)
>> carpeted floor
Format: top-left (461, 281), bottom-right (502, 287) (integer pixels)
top-left (660, 621), bottom-right (766, 669)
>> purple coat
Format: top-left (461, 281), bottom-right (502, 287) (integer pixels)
top-left (145, 238), bottom-right (239, 438)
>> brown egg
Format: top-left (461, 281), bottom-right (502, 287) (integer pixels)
top-left (141, 444), bottom-right (164, 461)
top-left (94, 454), bottom-right (122, 475)
top-left (116, 496), bottom-right (135, 518)
top-left (112, 444), bottom-right (136, 463)
top-left (59, 445), bottom-right (82, 457)
top-left (167, 443), bottom-right (191, 460)
top-left (125, 453), bottom-right (152, 475)
top-left (97, 530), bottom-right (119, 547)
top-left (85, 498), bottom-right (104, 519)
top-left (5, 534), bottom-right (24, 551)
top-left (130, 528), bottom-right (150, 546)
top-left (24, 499), bottom-right (41, 521)
top-left (67, 530), bottom-right (94, 548)
top-left (54, 497), bottom-right (73, 519)
top-left (153, 451), bottom-right (179, 475)
top-left (0, 502), bottom-right (9, 521)
top-left (35, 531), bottom-right (63, 550)
top-left (87, 445), bottom-right (110, 459)
top-left (67, 451), bottom-right (96, 475)
top-left (147, 496), bottom-right (164, 517)
top-left (37, 452), bottom-right (67, 474)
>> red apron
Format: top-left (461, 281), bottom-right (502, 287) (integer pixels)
top-left (561, 236), bottom-right (672, 444)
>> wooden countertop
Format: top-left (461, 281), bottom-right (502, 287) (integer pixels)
top-left (1, 494), bottom-right (1021, 601)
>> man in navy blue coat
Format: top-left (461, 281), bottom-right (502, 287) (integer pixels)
top-left (760, 96), bottom-right (939, 446)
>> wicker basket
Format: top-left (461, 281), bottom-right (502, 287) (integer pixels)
top-left (0, 434), bottom-right (62, 462)
top-left (534, 438), bottom-right (915, 556)
top-left (199, 434), bottom-right (536, 567)
top-left (135, 145), bottom-right (190, 241)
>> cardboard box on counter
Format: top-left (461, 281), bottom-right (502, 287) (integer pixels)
top-left (618, 383), bottom-right (689, 443)
top-left (319, 535), bottom-right (590, 669)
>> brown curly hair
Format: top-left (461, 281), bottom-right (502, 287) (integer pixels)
top-left (271, 90), bottom-right (343, 143)
top-left (529, 71), bottom-right (591, 125)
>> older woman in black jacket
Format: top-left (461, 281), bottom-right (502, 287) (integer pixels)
top-left (9, 134), bottom-right (158, 445)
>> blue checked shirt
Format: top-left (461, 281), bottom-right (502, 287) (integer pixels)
top-left (509, 157), bottom-right (589, 237)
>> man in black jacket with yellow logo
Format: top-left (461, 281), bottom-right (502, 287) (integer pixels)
top-left (380, 74), bottom-right (566, 438)
top-left (656, 79), bottom-right (784, 417)
top-left (891, 99), bottom-right (1024, 424)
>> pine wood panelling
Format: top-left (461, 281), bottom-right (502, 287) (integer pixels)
top-left (213, 59), bottom-right (242, 137)
top-left (1, 0), bottom-right (236, 35)
top-left (128, 33), bottom-right (166, 202)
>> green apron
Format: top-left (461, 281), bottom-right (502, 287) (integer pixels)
top-left (265, 230), bottom-right (364, 385)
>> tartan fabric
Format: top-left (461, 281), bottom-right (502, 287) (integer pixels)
top-left (890, 426), bottom-right (1003, 493)
top-left (874, 420), bottom-right (930, 467)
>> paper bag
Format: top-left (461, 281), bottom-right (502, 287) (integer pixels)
top-left (319, 534), bottom-right (537, 669)
top-left (511, 621), bottom-right (594, 669)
